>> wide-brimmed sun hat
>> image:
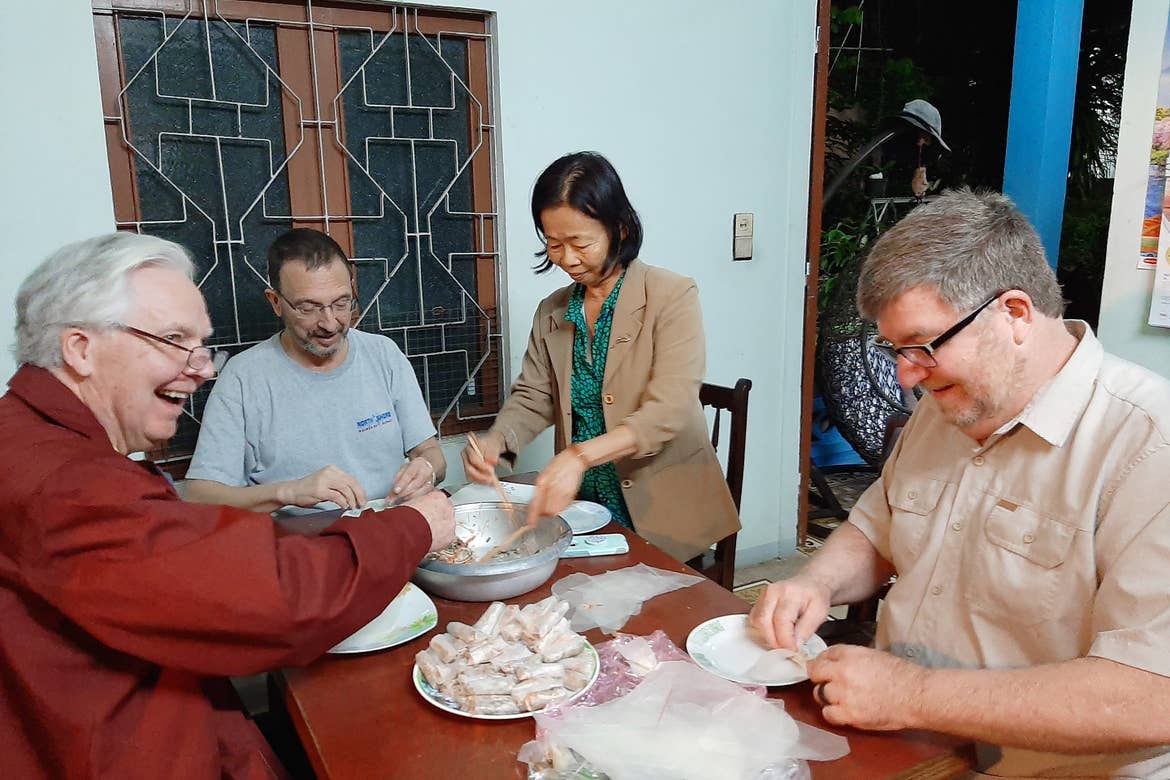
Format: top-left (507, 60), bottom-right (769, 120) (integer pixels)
top-left (884, 99), bottom-right (950, 152)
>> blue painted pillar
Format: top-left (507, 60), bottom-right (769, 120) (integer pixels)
top-left (1002, 0), bottom-right (1085, 269)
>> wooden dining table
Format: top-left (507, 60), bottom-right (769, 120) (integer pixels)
top-left (275, 512), bottom-right (973, 780)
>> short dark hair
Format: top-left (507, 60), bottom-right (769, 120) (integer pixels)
top-left (530, 151), bottom-right (643, 275)
top-left (267, 228), bottom-right (350, 292)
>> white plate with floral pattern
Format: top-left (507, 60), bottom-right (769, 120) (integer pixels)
top-left (329, 582), bottom-right (438, 654)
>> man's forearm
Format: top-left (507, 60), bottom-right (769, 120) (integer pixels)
top-left (800, 521), bottom-right (895, 605)
top-left (911, 656), bottom-right (1170, 753)
top-left (182, 478), bottom-right (285, 513)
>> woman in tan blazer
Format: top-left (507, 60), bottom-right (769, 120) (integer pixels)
top-left (462, 152), bottom-right (739, 563)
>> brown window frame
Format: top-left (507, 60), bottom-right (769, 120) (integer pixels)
top-left (93, 0), bottom-right (503, 471)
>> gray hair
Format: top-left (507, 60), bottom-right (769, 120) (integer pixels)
top-left (15, 233), bottom-right (195, 368)
top-left (856, 188), bottom-right (1065, 321)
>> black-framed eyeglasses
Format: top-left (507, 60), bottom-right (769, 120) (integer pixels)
top-left (274, 289), bottom-right (355, 319)
top-left (118, 325), bottom-right (228, 373)
top-left (868, 291), bottom-right (1004, 368)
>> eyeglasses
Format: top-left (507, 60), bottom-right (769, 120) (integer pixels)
top-left (868, 292), bottom-right (1003, 368)
top-left (118, 325), bottom-right (228, 373)
top-left (274, 289), bottom-right (355, 319)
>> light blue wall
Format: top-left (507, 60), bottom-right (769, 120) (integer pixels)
top-left (1101, 0), bottom-right (1170, 373)
top-left (0, 0), bottom-right (817, 562)
top-left (0, 0), bottom-right (114, 375)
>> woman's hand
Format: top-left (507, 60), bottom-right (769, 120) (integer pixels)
top-left (461, 431), bottom-right (506, 485)
top-left (528, 445), bottom-right (589, 524)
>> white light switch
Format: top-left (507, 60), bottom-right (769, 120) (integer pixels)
top-left (733, 212), bottom-right (753, 260)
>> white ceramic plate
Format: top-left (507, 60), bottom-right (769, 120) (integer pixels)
top-left (686, 614), bottom-right (827, 686)
top-left (329, 583), bottom-right (438, 654)
top-left (559, 501), bottom-right (612, 534)
top-left (448, 483), bottom-right (611, 534)
top-left (412, 642), bottom-right (600, 720)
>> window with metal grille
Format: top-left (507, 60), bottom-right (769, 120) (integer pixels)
top-left (92, 0), bottom-right (502, 471)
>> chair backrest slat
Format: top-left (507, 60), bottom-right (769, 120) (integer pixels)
top-left (691, 377), bottom-right (752, 589)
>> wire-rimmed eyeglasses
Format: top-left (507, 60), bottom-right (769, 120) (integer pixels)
top-left (119, 325), bottom-right (228, 373)
top-left (274, 289), bottom-right (356, 319)
top-left (868, 291), bottom-right (1004, 368)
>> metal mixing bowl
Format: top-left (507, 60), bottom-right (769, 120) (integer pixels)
top-left (413, 501), bottom-right (572, 602)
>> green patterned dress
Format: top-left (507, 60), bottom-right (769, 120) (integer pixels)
top-left (565, 275), bottom-right (633, 529)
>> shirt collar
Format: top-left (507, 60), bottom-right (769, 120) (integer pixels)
top-left (997, 320), bottom-right (1102, 448)
top-left (6, 364), bottom-right (112, 444)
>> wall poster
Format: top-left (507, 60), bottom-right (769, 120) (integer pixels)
top-left (1144, 9), bottom-right (1170, 326)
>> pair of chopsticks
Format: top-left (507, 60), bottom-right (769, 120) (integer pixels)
top-left (467, 432), bottom-right (538, 563)
top-left (466, 432), bottom-right (516, 512)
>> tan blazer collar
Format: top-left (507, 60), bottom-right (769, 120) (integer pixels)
top-left (604, 259), bottom-right (647, 382)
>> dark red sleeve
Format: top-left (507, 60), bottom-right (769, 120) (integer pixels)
top-left (24, 454), bottom-right (432, 676)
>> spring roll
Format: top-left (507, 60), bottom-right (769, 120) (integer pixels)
top-left (499, 620), bottom-right (523, 642)
top-left (429, 633), bottom-right (464, 664)
top-left (542, 633), bottom-right (586, 663)
top-left (510, 676), bottom-right (562, 706)
top-left (514, 661), bottom-right (565, 682)
top-left (464, 635), bottom-right (509, 665)
top-left (458, 693), bottom-right (522, 716)
top-left (564, 669), bottom-right (591, 692)
top-left (532, 601), bottom-right (570, 638)
top-left (416, 649), bottom-right (460, 688)
top-left (561, 653), bottom-right (595, 675)
top-left (446, 621), bottom-right (485, 644)
top-left (456, 670), bottom-right (514, 696)
top-left (523, 686), bottom-right (569, 712)
top-left (472, 601), bottom-right (508, 637)
top-left (489, 643), bottom-right (534, 672)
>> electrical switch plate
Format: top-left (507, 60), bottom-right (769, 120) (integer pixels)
top-left (733, 212), bottom-right (754, 260)
top-left (734, 212), bottom-right (754, 237)
top-left (734, 211), bottom-right (753, 260)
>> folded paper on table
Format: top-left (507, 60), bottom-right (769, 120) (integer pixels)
top-left (552, 564), bottom-right (704, 634)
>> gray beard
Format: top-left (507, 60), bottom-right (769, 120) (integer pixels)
top-left (296, 329), bottom-right (347, 358)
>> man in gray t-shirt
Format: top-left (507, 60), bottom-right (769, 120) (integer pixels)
top-left (185, 229), bottom-right (445, 514)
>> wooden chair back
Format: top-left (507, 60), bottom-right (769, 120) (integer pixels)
top-left (686, 378), bottom-right (752, 589)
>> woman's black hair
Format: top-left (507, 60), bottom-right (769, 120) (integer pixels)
top-left (530, 151), bottom-right (643, 275)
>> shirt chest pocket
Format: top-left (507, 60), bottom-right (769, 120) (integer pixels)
top-left (968, 501), bottom-right (1076, 627)
top-left (887, 478), bottom-right (946, 566)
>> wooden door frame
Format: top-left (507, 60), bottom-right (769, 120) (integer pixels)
top-left (798, 0), bottom-right (831, 544)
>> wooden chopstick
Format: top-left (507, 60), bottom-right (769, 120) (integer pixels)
top-left (466, 432), bottom-right (516, 513)
top-left (465, 430), bottom-right (521, 528)
top-left (467, 431), bottom-right (544, 563)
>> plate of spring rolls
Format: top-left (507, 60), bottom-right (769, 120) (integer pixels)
top-left (329, 583), bottom-right (438, 654)
top-left (413, 597), bottom-right (600, 720)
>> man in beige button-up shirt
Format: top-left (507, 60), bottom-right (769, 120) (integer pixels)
top-left (751, 189), bottom-right (1170, 778)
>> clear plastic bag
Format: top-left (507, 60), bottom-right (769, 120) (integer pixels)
top-left (551, 564), bottom-right (705, 634)
top-left (519, 632), bottom-right (849, 780)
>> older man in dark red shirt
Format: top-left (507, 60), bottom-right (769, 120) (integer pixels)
top-left (0, 233), bottom-right (455, 779)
